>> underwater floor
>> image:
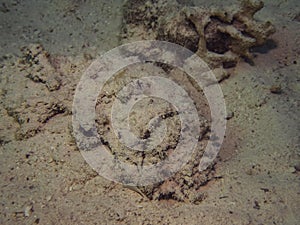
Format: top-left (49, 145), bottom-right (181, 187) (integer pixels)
top-left (0, 0), bottom-right (299, 224)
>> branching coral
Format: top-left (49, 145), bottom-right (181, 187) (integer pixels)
top-left (159, 0), bottom-right (275, 69)
top-left (123, 0), bottom-right (276, 71)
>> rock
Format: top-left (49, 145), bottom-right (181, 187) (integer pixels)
top-left (226, 111), bottom-right (234, 120)
top-left (294, 162), bottom-right (300, 172)
top-left (270, 85), bottom-right (282, 94)
top-left (24, 205), bottom-right (33, 217)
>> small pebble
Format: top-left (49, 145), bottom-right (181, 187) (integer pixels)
top-left (294, 162), bottom-right (300, 172)
top-left (24, 205), bottom-right (32, 217)
top-left (270, 85), bottom-right (282, 94)
top-left (293, 12), bottom-right (300, 22)
top-left (46, 195), bottom-right (52, 201)
top-left (226, 111), bottom-right (234, 120)
top-left (288, 167), bottom-right (296, 174)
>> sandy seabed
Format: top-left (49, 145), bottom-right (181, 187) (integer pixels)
top-left (0, 0), bottom-right (299, 224)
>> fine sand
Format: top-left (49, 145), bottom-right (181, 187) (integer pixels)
top-left (0, 0), bottom-right (299, 224)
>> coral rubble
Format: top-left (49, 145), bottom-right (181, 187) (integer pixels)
top-left (119, 0), bottom-right (276, 203)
